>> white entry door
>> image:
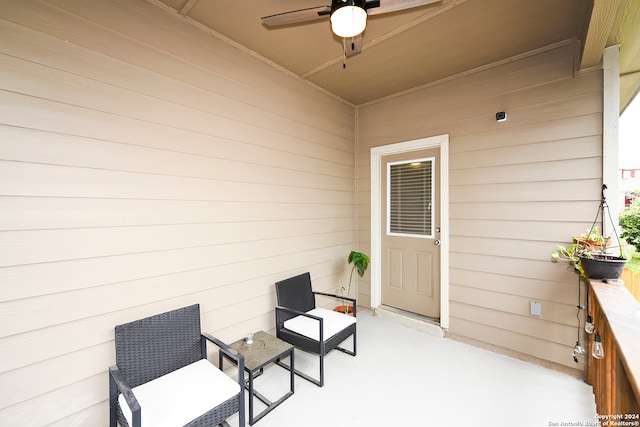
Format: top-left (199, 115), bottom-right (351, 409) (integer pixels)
top-left (381, 148), bottom-right (441, 319)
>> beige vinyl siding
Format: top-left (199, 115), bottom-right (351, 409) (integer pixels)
top-left (357, 41), bottom-right (602, 371)
top-left (0, 0), bottom-right (355, 425)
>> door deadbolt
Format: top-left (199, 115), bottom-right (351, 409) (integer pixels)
top-left (434, 240), bottom-right (441, 246)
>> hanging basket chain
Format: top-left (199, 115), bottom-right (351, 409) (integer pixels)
top-left (587, 184), bottom-right (625, 259)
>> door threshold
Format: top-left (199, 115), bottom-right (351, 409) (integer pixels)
top-left (374, 305), bottom-right (444, 338)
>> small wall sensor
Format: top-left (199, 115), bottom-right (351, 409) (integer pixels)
top-left (496, 111), bottom-right (507, 122)
top-left (530, 301), bottom-right (542, 316)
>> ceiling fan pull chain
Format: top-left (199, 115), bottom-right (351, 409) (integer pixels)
top-left (343, 38), bottom-right (347, 68)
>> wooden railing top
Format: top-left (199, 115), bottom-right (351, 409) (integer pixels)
top-left (590, 279), bottom-right (640, 400)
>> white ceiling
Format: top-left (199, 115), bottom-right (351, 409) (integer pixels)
top-left (148, 0), bottom-right (639, 108)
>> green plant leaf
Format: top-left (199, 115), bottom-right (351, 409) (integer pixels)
top-left (620, 198), bottom-right (640, 252)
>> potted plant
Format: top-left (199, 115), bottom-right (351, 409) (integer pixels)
top-left (335, 251), bottom-right (370, 315)
top-left (552, 227), bottom-right (627, 280)
top-left (572, 226), bottom-right (608, 250)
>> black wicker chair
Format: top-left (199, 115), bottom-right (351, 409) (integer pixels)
top-left (109, 304), bottom-right (245, 427)
top-left (274, 272), bottom-right (356, 387)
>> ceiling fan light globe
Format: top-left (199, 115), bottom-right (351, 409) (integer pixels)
top-left (330, 4), bottom-right (367, 38)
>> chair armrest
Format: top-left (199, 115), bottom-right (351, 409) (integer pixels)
top-left (202, 333), bottom-right (246, 427)
top-left (202, 333), bottom-right (245, 391)
top-left (276, 305), bottom-right (313, 330)
top-left (313, 291), bottom-right (357, 316)
top-left (109, 365), bottom-right (141, 427)
top-left (275, 305), bottom-right (313, 318)
top-left (202, 333), bottom-right (245, 375)
top-left (313, 291), bottom-right (356, 305)
top-left (276, 305), bottom-right (325, 320)
top-left (275, 305), bottom-right (325, 341)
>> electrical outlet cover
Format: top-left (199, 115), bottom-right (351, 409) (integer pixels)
top-left (530, 301), bottom-right (542, 316)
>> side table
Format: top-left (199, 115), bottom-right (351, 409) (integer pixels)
top-left (221, 331), bottom-right (294, 425)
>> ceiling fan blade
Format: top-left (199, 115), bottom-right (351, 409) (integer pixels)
top-left (261, 5), bottom-right (331, 26)
top-left (344, 35), bottom-right (363, 58)
top-left (366, 0), bottom-right (441, 16)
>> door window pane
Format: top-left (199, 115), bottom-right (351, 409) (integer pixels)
top-left (388, 159), bottom-right (434, 237)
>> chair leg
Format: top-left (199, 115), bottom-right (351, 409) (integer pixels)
top-left (318, 353), bottom-right (324, 387)
top-left (336, 332), bottom-right (357, 356)
top-left (353, 330), bottom-right (357, 355)
top-left (108, 372), bottom-right (117, 427)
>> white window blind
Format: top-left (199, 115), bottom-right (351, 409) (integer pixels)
top-left (388, 159), bottom-right (434, 237)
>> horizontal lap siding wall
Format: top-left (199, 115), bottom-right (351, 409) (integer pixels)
top-left (357, 42), bottom-right (602, 372)
top-left (0, 0), bottom-right (355, 424)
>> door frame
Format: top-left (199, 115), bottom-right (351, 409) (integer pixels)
top-left (370, 134), bottom-right (450, 329)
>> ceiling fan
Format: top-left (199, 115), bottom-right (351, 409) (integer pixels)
top-left (261, 0), bottom-right (441, 58)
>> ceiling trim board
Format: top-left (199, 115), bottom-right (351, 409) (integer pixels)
top-left (179, 0), bottom-right (199, 16)
top-left (359, 39), bottom-right (576, 108)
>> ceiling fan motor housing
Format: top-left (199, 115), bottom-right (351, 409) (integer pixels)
top-left (331, 0), bottom-right (368, 12)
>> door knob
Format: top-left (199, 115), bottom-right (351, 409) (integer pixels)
top-left (434, 240), bottom-right (441, 246)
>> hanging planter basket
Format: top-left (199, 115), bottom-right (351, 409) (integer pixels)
top-left (552, 185), bottom-right (630, 282)
top-left (579, 255), bottom-right (627, 280)
top-left (577, 185), bottom-right (628, 281)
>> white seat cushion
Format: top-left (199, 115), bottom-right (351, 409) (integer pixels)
top-left (284, 307), bottom-right (356, 341)
top-left (119, 359), bottom-right (240, 427)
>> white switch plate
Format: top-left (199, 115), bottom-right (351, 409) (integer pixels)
top-left (530, 301), bottom-right (542, 316)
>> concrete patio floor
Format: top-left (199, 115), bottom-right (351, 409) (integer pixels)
top-left (225, 311), bottom-right (597, 427)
